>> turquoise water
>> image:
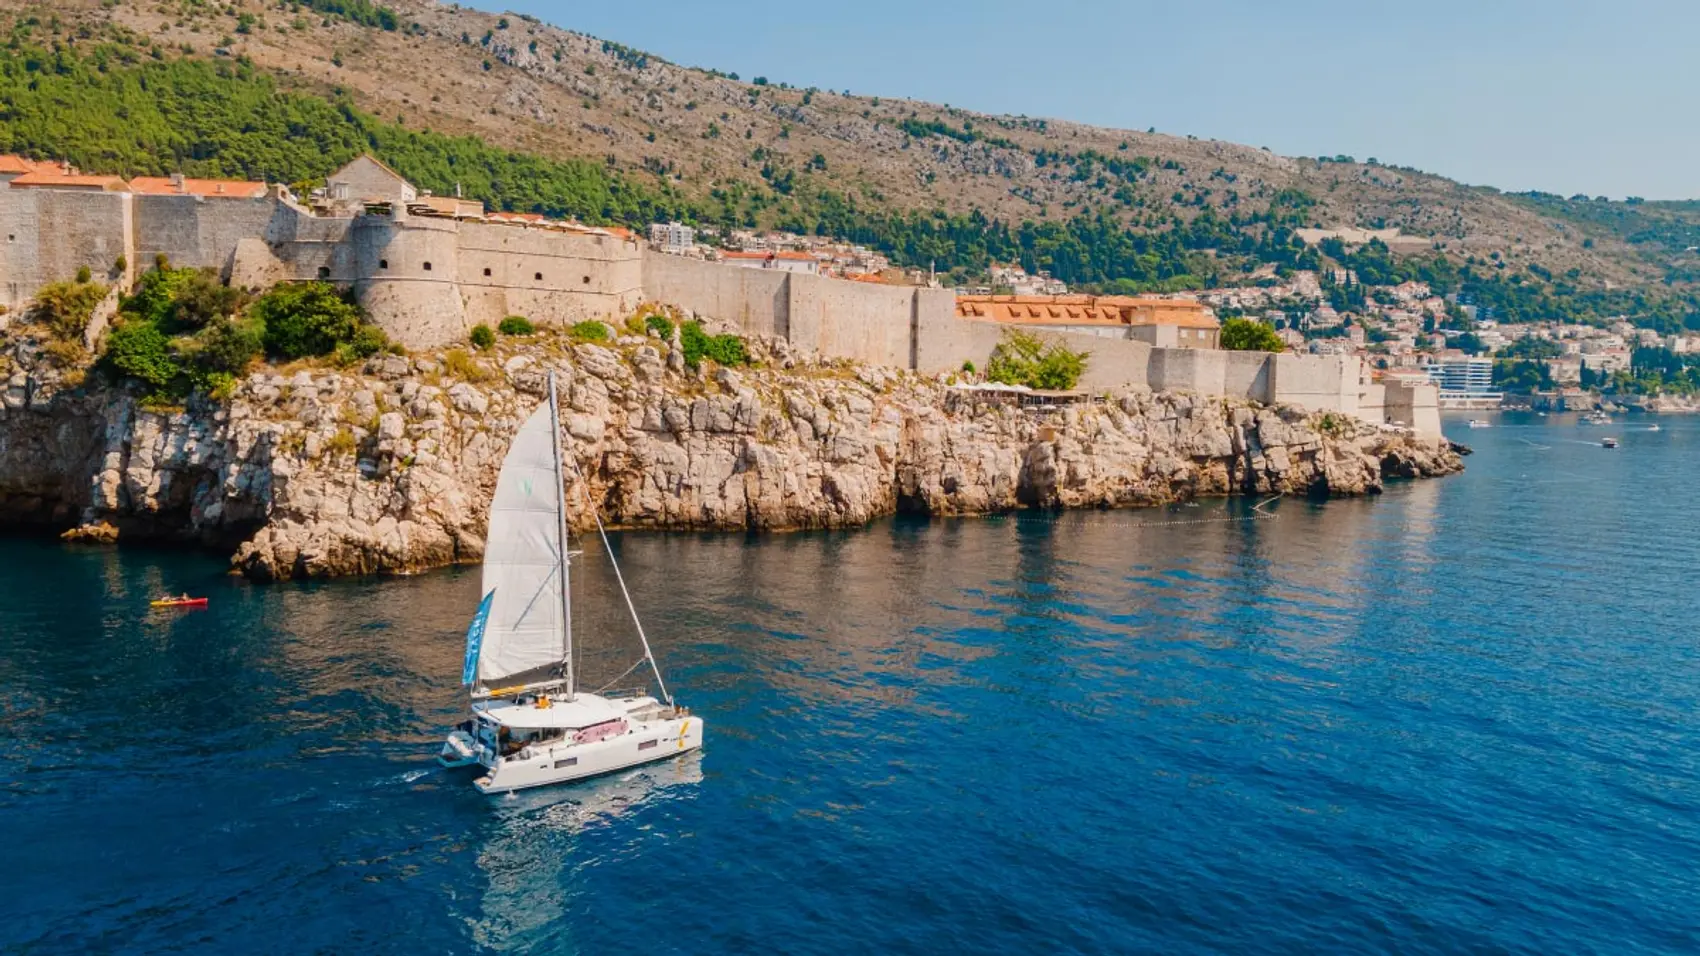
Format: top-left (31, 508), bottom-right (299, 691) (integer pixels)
top-left (3, 413), bottom-right (1699, 953)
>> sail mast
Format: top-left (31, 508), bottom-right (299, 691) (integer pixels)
top-left (547, 371), bottom-right (575, 700)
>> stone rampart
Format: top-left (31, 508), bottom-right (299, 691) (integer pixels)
top-left (0, 184), bottom-right (1440, 435)
top-left (455, 220), bottom-right (642, 330)
top-left (134, 194), bottom-right (279, 279)
top-left (641, 251), bottom-right (791, 338)
top-left (0, 189), bottom-right (132, 310)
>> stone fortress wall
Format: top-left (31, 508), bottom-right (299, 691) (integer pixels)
top-left (645, 252), bottom-right (1440, 435)
top-left (229, 199), bottom-right (646, 348)
top-left (0, 159), bottom-right (1437, 436)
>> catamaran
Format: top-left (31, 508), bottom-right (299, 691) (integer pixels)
top-left (440, 373), bottom-right (703, 794)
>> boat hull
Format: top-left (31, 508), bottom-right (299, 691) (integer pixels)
top-left (473, 715), bottom-right (704, 794)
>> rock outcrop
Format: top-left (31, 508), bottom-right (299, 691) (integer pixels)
top-left (0, 329), bottom-right (1462, 580)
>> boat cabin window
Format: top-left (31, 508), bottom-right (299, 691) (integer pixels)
top-left (638, 739), bottom-right (658, 751)
top-left (555, 757), bottom-right (578, 769)
top-left (495, 725), bottom-right (566, 755)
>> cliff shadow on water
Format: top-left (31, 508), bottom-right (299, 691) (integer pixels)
top-left (0, 324), bottom-right (1462, 580)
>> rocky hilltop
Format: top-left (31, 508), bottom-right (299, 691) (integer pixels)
top-left (0, 325), bottom-right (1461, 581)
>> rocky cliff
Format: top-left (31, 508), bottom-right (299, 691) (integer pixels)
top-left (0, 328), bottom-right (1462, 580)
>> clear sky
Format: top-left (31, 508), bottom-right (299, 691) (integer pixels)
top-left (495, 0), bottom-right (1698, 200)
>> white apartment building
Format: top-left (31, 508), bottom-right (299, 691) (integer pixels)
top-left (649, 221), bottom-right (696, 255)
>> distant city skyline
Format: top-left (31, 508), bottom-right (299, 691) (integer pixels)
top-left (499, 0), bottom-right (1699, 200)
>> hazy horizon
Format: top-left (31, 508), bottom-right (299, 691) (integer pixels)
top-left (498, 0), bottom-right (1699, 201)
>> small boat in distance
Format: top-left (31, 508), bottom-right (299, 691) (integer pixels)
top-left (440, 372), bottom-right (703, 794)
top-left (1467, 419), bottom-right (1492, 428)
top-left (1584, 410), bottom-right (1612, 425)
top-left (150, 594), bottom-right (208, 609)
top-left (1648, 424), bottom-right (1662, 432)
top-left (1602, 437), bottom-right (1620, 449)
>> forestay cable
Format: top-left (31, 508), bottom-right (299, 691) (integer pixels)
top-left (558, 426), bottom-right (675, 706)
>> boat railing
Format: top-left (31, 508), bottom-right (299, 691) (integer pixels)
top-left (599, 687), bottom-right (650, 702)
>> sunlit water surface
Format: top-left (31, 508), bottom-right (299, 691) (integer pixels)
top-left (3, 413), bottom-right (1698, 954)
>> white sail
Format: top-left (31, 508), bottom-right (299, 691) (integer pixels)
top-left (476, 400), bottom-right (569, 685)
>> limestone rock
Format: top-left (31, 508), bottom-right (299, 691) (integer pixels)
top-left (0, 328), bottom-right (1461, 581)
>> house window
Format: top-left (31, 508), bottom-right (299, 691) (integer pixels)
top-left (535, 272), bottom-right (543, 281)
top-left (554, 757), bottom-right (578, 769)
top-left (637, 739), bottom-right (658, 751)
top-left (379, 259), bottom-right (388, 270)
top-left (483, 267), bottom-right (492, 277)
top-left (318, 267), bottom-right (330, 279)
top-left (423, 261), bottom-right (432, 272)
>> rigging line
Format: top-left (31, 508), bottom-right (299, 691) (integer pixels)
top-left (592, 656), bottom-right (651, 696)
top-left (559, 436), bottom-right (675, 707)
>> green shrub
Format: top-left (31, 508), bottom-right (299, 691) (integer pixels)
top-left (498, 315), bottom-right (535, 336)
top-left (1220, 317), bottom-right (1286, 352)
top-left (29, 281), bottom-right (109, 341)
top-left (169, 268), bottom-right (247, 330)
top-left (469, 323), bottom-right (496, 350)
top-left (104, 317), bottom-right (183, 396)
top-left (350, 323), bottom-right (390, 357)
top-left (123, 266), bottom-right (195, 326)
top-left (568, 320), bottom-right (608, 342)
top-left (75, 266), bottom-right (92, 284)
top-left (442, 347), bottom-right (492, 382)
top-left (985, 329), bottom-right (1089, 391)
top-left (188, 316), bottom-right (266, 376)
top-left (252, 282), bottom-right (363, 358)
top-left (644, 314), bottom-right (675, 339)
top-left (679, 320), bottom-right (748, 367)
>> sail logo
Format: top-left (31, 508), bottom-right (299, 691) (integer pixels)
top-left (462, 589), bottom-right (496, 685)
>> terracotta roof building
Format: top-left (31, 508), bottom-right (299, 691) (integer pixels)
top-left (721, 250), bottom-right (820, 275)
top-left (9, 169), bottom-right (130, 191)
top-left (0, 155), bottom-right (47, 177)
top-left (955, 294), bottom-right (1221, 349)
top-left (129, 175), bottom-right (269, 198)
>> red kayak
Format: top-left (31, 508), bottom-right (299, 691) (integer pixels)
top-left (150, 597), bottom-right (208, 609)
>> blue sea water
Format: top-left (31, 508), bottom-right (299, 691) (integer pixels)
top-left (3, 413), bottom-right (1699, 954)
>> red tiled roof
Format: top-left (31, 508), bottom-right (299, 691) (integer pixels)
top-left (129, 176), bottom-right (268, 198)
top-left (0, 155), bottom-right (45, 175)
top-left (9, 170), bottom-right (129, 190)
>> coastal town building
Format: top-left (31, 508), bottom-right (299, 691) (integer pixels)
top-left (987, 263), bottom-right (1068, 296)
top-left (1425, 358), bottom-right (1502, 408)
top-left (719, 250), bottom-right (821, 275)
top-left (648, 221), bottom-right (695, 256)
top-left (324, 155), bottom-right (416, 206)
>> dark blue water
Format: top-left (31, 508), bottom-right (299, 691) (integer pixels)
top-left (4, 413), bottom-right (1699, 954)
